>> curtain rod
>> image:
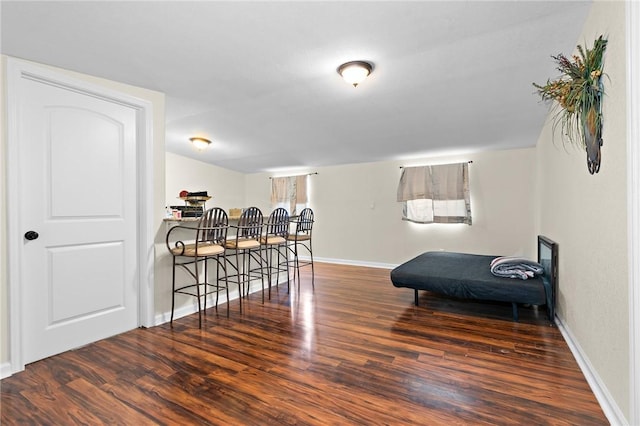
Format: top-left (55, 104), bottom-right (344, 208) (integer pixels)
top-left (269, 172), bottom-right (318, 179)
top-left (399, 161), bottom-right (473, 169)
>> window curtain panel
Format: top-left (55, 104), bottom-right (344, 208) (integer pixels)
top-left (271, 175), bottom-right (308, 215)
top-left (397, 162), bottom-right (471, 225)
top-left (295, 175), bottom-right (308, 206)
top-left (270, 177), bottom-right (290, 204)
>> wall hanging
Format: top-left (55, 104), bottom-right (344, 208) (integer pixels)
top-left (534, 35), bottom-right (608, 174)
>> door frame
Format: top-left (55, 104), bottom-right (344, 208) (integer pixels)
top-left (627, 1), bottom-right (640, 423)
top-left (5, 58), bottom-right (155, 374)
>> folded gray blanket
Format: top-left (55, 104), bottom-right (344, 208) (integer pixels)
top-left (490, 256), bottom-right (544, 280)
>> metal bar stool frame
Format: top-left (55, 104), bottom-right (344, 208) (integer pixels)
top-left (224, 207), bottom-right (268, 311)
top-left (286, 207), bottom-right (315, 289)
top-left (166, 207), bottom-right (230, 328)
top-left (261, 207), bottom-right (292, 298)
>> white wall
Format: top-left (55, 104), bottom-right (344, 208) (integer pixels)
top-left (1, 56), bottom-right (8, 367)
top-left (245, 148), bottom-right (537, 267)
top-left (165, 152), bottom-right (246, 212)
top-left (536, 1), bottom-right (629, 422)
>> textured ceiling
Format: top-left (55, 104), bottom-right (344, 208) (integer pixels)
top-left (1, 1), bottom-right (592, 173)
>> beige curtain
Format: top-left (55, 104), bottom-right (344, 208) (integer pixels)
top-left (271, 175), bottom-right (308, 215)
top-left (270, 177), bottom-right (289, 204)
top-left (397, 163), bottom-right (471, 225)
top-left (397, 166), bottom-right (431, 201)
top-left (296, 175), bottom-right (308, 205)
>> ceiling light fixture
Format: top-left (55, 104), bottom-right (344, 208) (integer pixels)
top-left (337, 60), bottom-right (373, 87)
top-left (189, 137), bottom-right (212, 151)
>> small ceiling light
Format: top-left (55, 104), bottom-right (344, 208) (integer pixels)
top-left (189, 137), bottom-right (211, 151)
top-left (337, 60), bottom-right (373, 87)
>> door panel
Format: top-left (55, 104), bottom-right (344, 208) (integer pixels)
top-left (49, 242), bottom-right (125, 324)
top-left (19, 76), bottom-right (139, 364)
top-left (49, 107), bottom-right (124, 217)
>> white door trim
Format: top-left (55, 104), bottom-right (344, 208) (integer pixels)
top-left (6, 58), bottom-right (155, 374)
top-left (627, 1), bottom-right (640, 424)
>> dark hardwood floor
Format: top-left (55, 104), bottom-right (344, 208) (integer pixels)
top-left (1, 262), bottom-right (608, 425)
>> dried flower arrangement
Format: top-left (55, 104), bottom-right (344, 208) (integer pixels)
top-left (533, 35), bottom-right (608, 174)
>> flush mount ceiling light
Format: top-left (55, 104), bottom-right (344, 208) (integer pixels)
top-left (337, 61), bottom-right (373, 87)
top-left (189, 137), bottom-right (212, 151)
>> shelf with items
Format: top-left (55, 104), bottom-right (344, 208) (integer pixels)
top-left (167, 196), bottom-right (212, 219)
top-left (179, 195), bottom-right (212, 206)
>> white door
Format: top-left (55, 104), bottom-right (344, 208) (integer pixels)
top-left (17, 73), bottom-right (139, 364)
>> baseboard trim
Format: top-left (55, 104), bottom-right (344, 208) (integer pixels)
top-left (555, 315), bottom-right (627, 425)
top-left (1, 362), bottom-right (13, 379)
top-left (154, 277), bottom-right (288, 326)
top-left (155, 290), bottom-right (240, 325)
top-left (309, 256), bottom-right (397, 270)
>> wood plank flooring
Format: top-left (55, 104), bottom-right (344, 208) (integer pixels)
top-left (1, 262), bottom-right (608, 425)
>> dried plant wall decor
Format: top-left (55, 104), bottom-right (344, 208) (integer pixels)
top-left (534, 35), bottom-right (608, 174)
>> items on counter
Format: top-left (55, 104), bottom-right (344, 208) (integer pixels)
top-left (183, 191), bottom-right (208, 197)
top-left (165, 206), bottom-right (184, 219)
top-left (170, 205), bottom-right (203, 218)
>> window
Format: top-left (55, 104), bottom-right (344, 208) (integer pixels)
top-left (270, 175), bottom-right (308, 216)
top-left (396, 162), bottom-right (471, 225)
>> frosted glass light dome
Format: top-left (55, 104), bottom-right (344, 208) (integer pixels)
top-left (337, 61), bottom-right (373, 87)
top-left (189, 137), bottom-right (211, 151)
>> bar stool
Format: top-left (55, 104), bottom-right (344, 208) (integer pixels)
top-left (224, 207), bottom-right (267, 310)
top-left (261, 208), bottom-right (291, 298)
top-left (286, 207), bottom-right (315, 288)
top-left (166, 207), bottom-right (230, 328)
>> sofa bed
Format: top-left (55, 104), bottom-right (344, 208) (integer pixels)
top-left (390, 236), bottom-right (557, 322)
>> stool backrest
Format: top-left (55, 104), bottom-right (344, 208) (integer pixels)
top-left (197, 207), bottom-right (228, 244)
top-left (267, 207), bottom-right (289, 237)
top-left (295, 208), bottom-right (314, 234)
top-left (238, 207), bottom-right (263, 239)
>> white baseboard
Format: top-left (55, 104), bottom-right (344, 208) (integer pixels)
top-left (555, 315), bottom-right (627, 425)
top-left (154, 277), bottom-right (286, 326)
top-left (1, 362), bottom-right (13, 379)
top-left (308, 256), bottom-right (397, 270)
